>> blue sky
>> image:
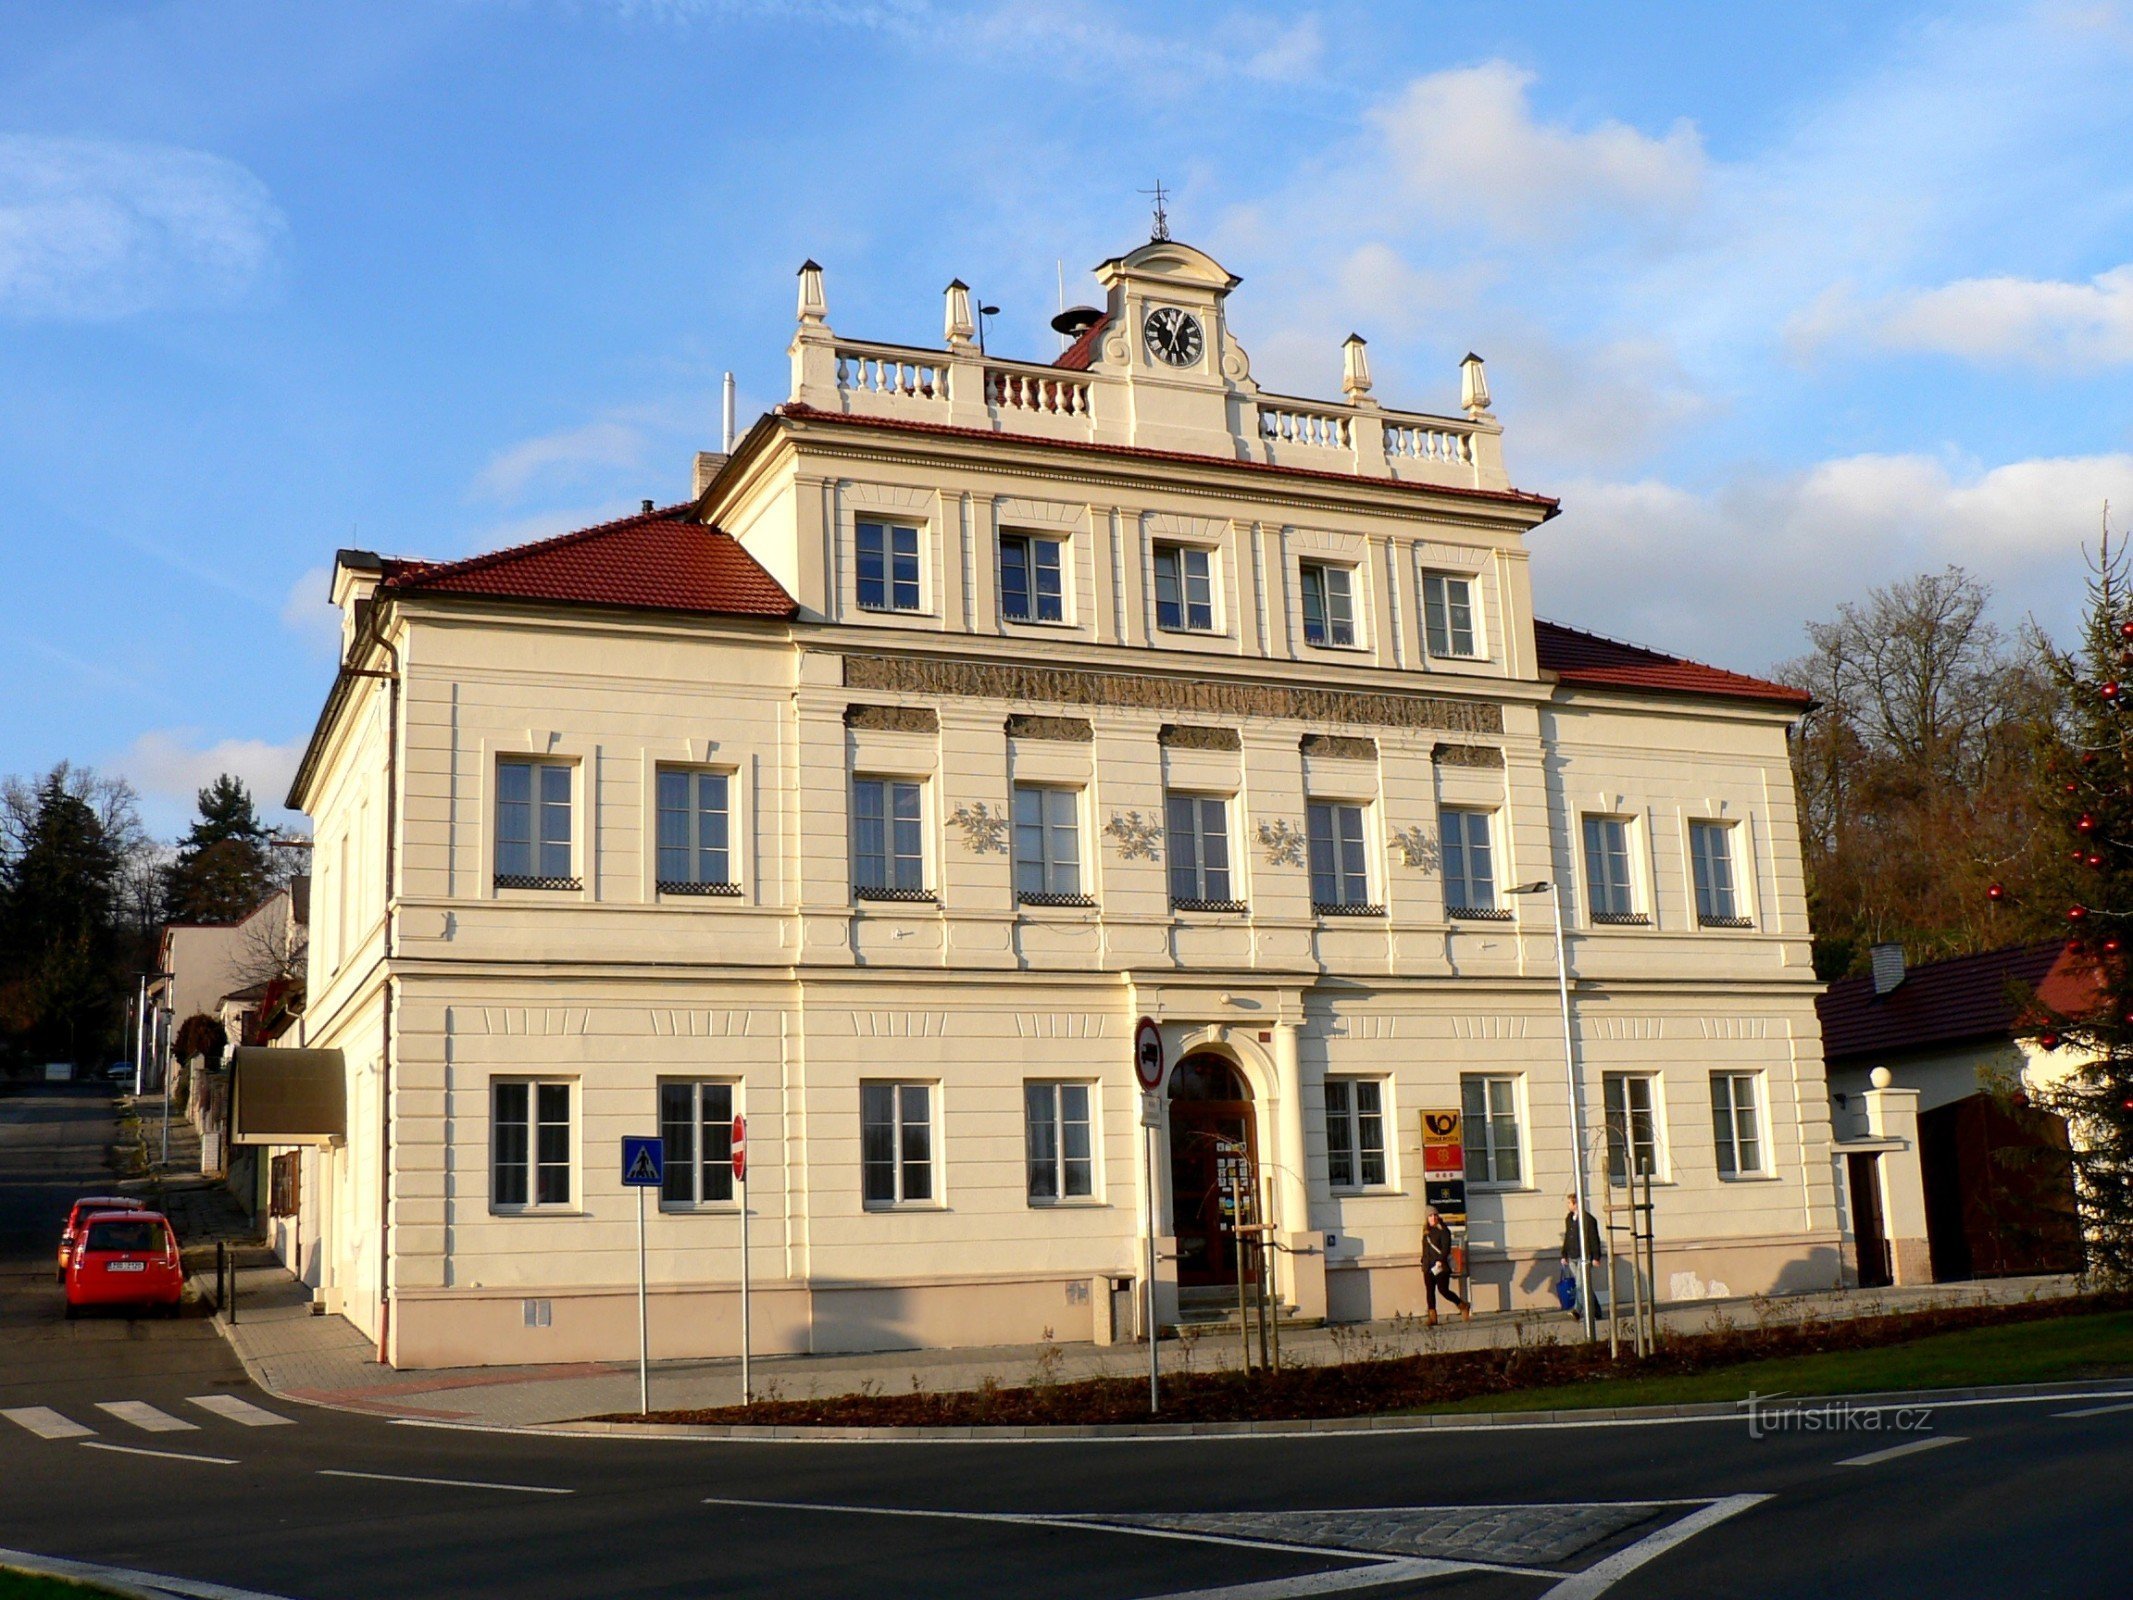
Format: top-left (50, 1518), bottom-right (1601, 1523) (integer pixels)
top-left (4, 0), bottom-right (2131, 835)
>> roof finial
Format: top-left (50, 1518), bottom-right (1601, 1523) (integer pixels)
top-left (1140, 180), bottom-right (1171, 243)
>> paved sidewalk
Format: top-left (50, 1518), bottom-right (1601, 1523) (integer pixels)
top-left (184, 1253), bottom-right (2084, 1428)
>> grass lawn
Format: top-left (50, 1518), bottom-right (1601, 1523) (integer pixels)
top-left (0, 1571), bottom-right (126, 1599)
top-left (1423, 1309), bottom-right (2133, 1415)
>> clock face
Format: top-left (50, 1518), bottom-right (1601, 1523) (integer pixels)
top-left (1143, 306), bottom-right (1204, 367)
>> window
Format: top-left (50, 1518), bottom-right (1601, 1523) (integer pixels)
top-left (660, 1081), bottom-right (736, 1206)
top-left (1153, 543), bottom-right (1215, 632)
top-left (492, 1080), bottom-right (571, 1209)
top-left (1422, 573), bottom-right (1479, 658)
top-left (1603, 1073), bottom-right (1664, 1186)
top-left (1308, 800), bottom-right (1375, 913)
top-left (1025, 1082), bottom-right (1095, 1202)
top-left (1711, 1072), bottom-right (1766, 1177)
top-left (1324, 1077), bottom-right (1388, 1190)
top-left (1582, 815), bottom-right (1643, 924)
top-left (852, 778), bottom-right (926, 898)
top-left (1691, 821), bottom-right (1747, 927)
top-left (999, 532), bottom-right (1065, 624)
top-left (861, 1082), bottom-right (933, 1206)
top-left (856, 520), bottom-right (921, 612)
top-left (1013, 784), bottom-right (1084, 903)
top-left (656, 768), bottom-right (735, 893)
top-left (1166, 794), bottom-right (1237, 910)
top-left (1300, 561), bottom-right (1357, 647)
top-left (496, 760), bottom-right (575, 887)
top-left (1440, 807), bottom-right (1502, 917)
top-left (1461, 1074), bottom-right (1523, 1186)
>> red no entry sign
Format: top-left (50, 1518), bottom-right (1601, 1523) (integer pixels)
top-left (731, 1114), bottom-right (747, 1182)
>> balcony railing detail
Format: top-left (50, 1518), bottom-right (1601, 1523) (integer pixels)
top-left (1384, 420), bottom-right (1474, 467)
top-left (985, 367), bottom-right (1091, 417)
top-left (1259, 403), bottom-right (1351, 450)
top-left (835, 349), bottom-right (949, 401)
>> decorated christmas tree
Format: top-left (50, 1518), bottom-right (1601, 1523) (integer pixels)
top-left (2022, 523), bottom-right (2133, 1285)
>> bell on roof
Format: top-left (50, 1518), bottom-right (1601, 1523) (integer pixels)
top-left (1460, 352), bottom-right (1491, 417)
top-left (796, 259), bottom-right (828, 328)
top-left (944, 279), bottom-right (976, 351)
top-left (1341, 334), bottom-right (1373, 402)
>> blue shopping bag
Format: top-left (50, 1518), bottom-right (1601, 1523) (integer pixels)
top-left (1554, 1263), bottom-right (1578, 1312)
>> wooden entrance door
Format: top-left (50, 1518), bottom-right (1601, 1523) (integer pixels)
top-left (1848, 1151), bottom-right (1892, 1289)
top-left (1168, 1054), bottom-right (1257, 1288)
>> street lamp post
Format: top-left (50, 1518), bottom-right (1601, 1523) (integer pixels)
top-left (1509, 879), bottom-right (1598, 1343)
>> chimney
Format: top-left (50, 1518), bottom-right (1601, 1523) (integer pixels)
top-left (1869, 943), bottom-right (1906, 996)
top-left (693, 451), bottom-right (729, 498)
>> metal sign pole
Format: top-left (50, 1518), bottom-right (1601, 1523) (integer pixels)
top-left (637, 1181), bottom-right (649, 1415)
top-left (1144, 1120), bottom-right (1159, 1414)
top-left (739, 1164), bottom-right (752, 1407)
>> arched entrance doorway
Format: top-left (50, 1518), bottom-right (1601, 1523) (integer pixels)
top-left (1168, 1053), bottom-right (1257, 1288)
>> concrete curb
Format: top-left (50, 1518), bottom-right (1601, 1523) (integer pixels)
top-left (536, 1373), bottom-right (2133, 1444)
top-left (0, 1545), bottom-right (297, 1600)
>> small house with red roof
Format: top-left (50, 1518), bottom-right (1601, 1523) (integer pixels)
top-left (272, 235), bottom-right (1843, 1369)
top-left (1819, 942), bottom-right (2086, 1286)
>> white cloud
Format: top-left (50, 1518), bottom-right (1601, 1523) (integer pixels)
top-left (474, 420), bottom-right (645, 502)
top-left (0, 135), bottom-right (284, 320)
top-left (119, 730), bottom-right (307, 817)
top-left (1365, 63), bottom-right (1706, 241)
top-left (280, 566), bottom-right (341, 656)
top-left (1239, 15), bottom-right (1324, 84)
top-left (1535, 451), bottom-right (2133, 672)
top-left (1794, 266), bottom-right (2133, 369)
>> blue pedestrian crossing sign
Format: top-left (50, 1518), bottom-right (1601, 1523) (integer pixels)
top-left (621, 1136), bottom-right (664, 1188)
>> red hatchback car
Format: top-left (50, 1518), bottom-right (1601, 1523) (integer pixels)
top-left (56, 1195), bottom-right (145, 1282)
top-left (64, 1211), bottom-right (183, 1318)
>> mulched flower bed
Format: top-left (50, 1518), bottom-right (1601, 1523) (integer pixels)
top-left (603, 1290), bottom-right (2133, 1429)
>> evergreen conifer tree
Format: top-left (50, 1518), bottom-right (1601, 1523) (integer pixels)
top-left (2024, 530), bottom-right (2133, 1284)
top-left (0, 770), bottom-right (123, 1065)
top-left (164, 775), bottom-right (274, 924)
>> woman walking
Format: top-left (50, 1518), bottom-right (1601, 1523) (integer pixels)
top-left (1422, 1206), bottom-right (1469, 1327)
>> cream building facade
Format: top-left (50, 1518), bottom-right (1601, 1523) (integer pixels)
top-left (280, 238), bottom-right (1842, 1369)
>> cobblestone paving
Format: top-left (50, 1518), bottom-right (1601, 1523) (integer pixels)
top-left (1073, 1502), bottom-right (1665, 1564)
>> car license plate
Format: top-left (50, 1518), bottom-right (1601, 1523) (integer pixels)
top-left (106, 1261), bottom-right (145, 1273)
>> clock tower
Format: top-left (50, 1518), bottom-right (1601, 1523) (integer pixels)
top-left (1086, 238), bottom-right (1260, 458)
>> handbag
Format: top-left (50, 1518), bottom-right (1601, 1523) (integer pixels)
top-left (1554, 1260), bottom-right (1578, 1312)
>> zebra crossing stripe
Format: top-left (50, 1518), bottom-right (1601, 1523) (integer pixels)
top-left (2, 1407), bottom-right (92, 1440)
top-left (96, 1401), bottom-right (197, 1433)
top-left (187, 1395), bottom-right (294, 1427)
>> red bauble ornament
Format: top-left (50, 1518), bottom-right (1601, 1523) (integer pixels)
top-left (2084, 752), bottom-right (2100, 765)
top-left (2105, 682), bottom-right (2124, 701)
top-left (2105, 938), bottom-right (2123, 954)
top-left (1987, 883), bottom-right (2007, 902)
top-left (2066, 781), bottom-right (2081, 794)
top-left (2070, 904), bottom-right (2089, 921)
top-left (2078, 813), bottom-right (2098, 833)
top-left (2089, 854), bottom-right (2105, 869)
top-left (2039, 1032), bottom-right (2061, 1051)
top-left (2119, 620), bottom-right (2133, 639)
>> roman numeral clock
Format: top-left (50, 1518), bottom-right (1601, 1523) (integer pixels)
top-left (1142, 304), bottom-right (1204, 367)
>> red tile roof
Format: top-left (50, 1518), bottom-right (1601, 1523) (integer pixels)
top-left (774, 404), bottom-right (1561, 514)
top-left (1817, 941), bottom-right (2099, 1063)
top-left (1053, 312), bottom-right (1111, 372)
top-left (1533, 619), bottom-right (1811, 708)
top-left (380, 505), bottom-right (796, 620)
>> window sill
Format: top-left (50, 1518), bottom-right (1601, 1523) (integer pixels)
top-left (1717, 1171), bottom-right (1780, 1183)
top-left (659, 1202), bottom-right (742, 1214)
top-left (1328, 1185), bottom-right (1402, 1198)
top-left (853, 887), bottom-right (937, 904)
top-left (489, 1206), bottom-right (586, 1218)
top-left (1027, 1197), bottom-right (1107, 1209)
top-left (1466, 1182), bottom-right (1532, 1194)
top-left (659, 881), bottom-right (743, 897)
top-left (862, 1202), bottom-right (947, 1213)
top-left (1001, 614), bottom-right (1075, 629)
top-left (1424, 651), bottom-right (1489, 665)
top-left (1172, 898), bottom-right (1249, 915)
top-left (855, 604), bottom-right (930, 618)
top-left (1448, 905), bottom-right (1514, 922)
top-left (493, 875), bottom-right (582, 892)
top-left (1698, 915), bottom-right (1756, 930)
top-left (1302, 636), bottom-right (1364, 652)
top-left (1314, 902), bottom-right (1387, 918)
top-left (1154, 623), bottom-right (1222, 638)
top-left (1017, 892), bottom-right (1097, 909)
top-left (1589, 912), bottom-right (1652, 927)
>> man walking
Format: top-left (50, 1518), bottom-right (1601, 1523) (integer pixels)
top-left (1562, 1193), bottom-right (1606, 1323)
top-left (1421, 1206), bottom-right (1469, 1327)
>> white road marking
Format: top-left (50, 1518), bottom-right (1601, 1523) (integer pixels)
top-left (1536, 1495), bottom-right (1773, 1599)
top-left (1130, 1559), bottom-right (1468, 1599)
top-left (2056, 1400), bottom-right (2133, 1418)
top-left (0, 1545), bottom-right (296, 1600)
top-left (187, 1394), bottom-right (295, 1427)
top-left (2, 1407), bottom-right (92, 1440)
top-left (80, 1440), bottom-right (238, 1465)
top-left (1837, 1435), bottom-right (1967, 1468)
top-left (318, 1468), bottom-right (573, 1496)
top-left (97, 1400), bottom-right (197, 1433)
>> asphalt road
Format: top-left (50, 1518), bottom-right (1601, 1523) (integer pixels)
top-left (3, 1081), bottom-right (2130, 1599)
